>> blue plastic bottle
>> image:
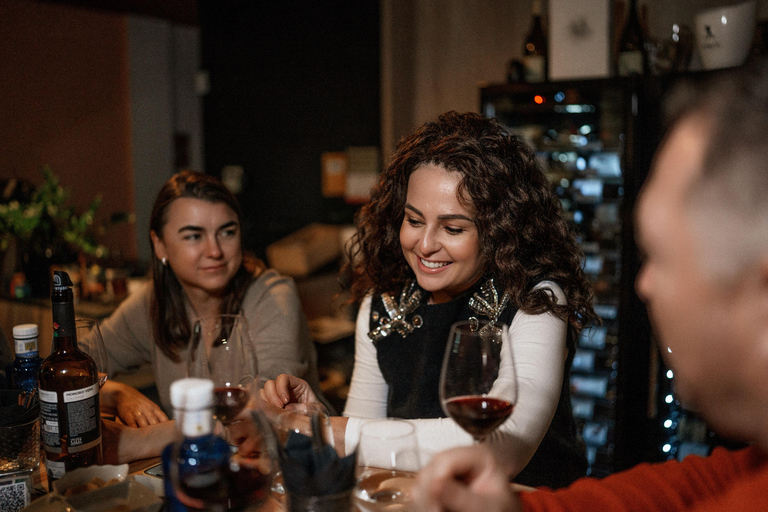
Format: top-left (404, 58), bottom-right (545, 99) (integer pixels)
top-left (162, 378), bottom-right (230, 512)
top-left (7, 324), bottom-right (43, 393)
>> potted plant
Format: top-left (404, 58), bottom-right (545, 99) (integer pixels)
top-left (0, 166), bottom-right (127, 298)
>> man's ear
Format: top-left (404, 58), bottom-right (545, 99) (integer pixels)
top-left (150, 230), bottom-right (166, 261)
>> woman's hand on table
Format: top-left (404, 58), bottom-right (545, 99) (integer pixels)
top-left (413, 445), bottom-right (522, 512)
top-left (100, 380), bottom-right (169, 427)
top-left (261, 373), bottom-right (319, 409)
top-left (101, 418), bottom-right (175, 464)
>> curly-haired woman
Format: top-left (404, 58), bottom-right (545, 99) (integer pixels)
top-left (263, 111), bottom-right (598, 488)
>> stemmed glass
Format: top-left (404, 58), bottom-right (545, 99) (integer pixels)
top-left (177, 314), bottom-right (277, 510)
top-left (439, 320), bottom-right (516, 443)
top-left (354, 419), bottom-right (421, 512)
top-left (188, 313), bottom-right (259, 444)
top-left (76, 317), bottom-right (109, 388)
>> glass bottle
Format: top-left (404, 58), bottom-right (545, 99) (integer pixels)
top-left (615, 0), bottom-right (647, 76)
top-left (38, 270), bottom-right (102, 490)
top-left (162, 377), bottom-right (230, 512)
top-left (7, 324), bottom-right (43, 393)
top-left (522, 0), bottom-right (548, 82)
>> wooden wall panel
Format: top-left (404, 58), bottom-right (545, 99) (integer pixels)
top-left (0, 0), bottom-right (137, 261)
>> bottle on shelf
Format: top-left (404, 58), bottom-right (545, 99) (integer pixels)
top-left (615, 0), bottom-right (647, 76)
top-left (522, 0), bottom-right (548, 83)
top-left (162, 377), bottom-right (230, 512)
top-left (7, 324), bottom-right (43, 393)
top-left (38, 270), bottom-right (102, 490)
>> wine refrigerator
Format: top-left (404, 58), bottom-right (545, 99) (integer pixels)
top-left (480, 77), bottom-right (667, 476)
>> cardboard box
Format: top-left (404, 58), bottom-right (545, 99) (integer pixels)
top-left (321, 152), bottom-right (348, 198)
top-left (266, 224), bottom-right (342, 277)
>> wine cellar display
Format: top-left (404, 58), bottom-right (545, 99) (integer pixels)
top-left (481, 78), bottom-right (658, 475)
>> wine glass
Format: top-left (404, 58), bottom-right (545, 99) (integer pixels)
top-left (75, 317), bottom-right (109, 388)
top-left (188, 313), bottom-right (259, 444)
top-left (439, 319), bottom-right (516, 443)
top-left (354, 419), bottom-right (421, 512)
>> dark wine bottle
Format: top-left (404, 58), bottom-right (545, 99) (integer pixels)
top-left (7, 323), bottom-right (43, 393)
top-left (615, 0), bottom-right (646, 76)
top-left (38, 271), bottom-right (102, 490)
top-left (522, 0), bottom-right (547, 82)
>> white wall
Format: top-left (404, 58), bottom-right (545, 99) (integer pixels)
top-left (128, 17), bottom-right (203, 263)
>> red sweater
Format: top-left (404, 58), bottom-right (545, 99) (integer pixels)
top-left (519, 446), bottom-right (768, 512)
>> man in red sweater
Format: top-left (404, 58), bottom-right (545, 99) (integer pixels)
top-left (413, 60), bottom-right (768, 512)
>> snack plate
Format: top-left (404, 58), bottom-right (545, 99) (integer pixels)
top-left (22, 465), bottom-right (163, 512)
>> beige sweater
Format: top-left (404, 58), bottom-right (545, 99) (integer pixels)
top-left (97, 268), bottom-right (323, 415)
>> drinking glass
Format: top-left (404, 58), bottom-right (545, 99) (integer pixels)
top-left (354, 419), bottom-right (420, 512)
top-left (270, 402), bottom-right (334, 496)
top-left (439, 320), bottom-right (516, 443)
top-left (188, 313), bottom-right (259, 444)
top-left (167, 406), bottom-right (277, 512)
top-left (76, 317), bottom-right (109, 388)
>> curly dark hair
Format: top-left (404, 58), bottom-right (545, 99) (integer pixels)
top-left (149, 170), bottom-right (262, 362)
top-left (344, 111), bottom-right (598, 331)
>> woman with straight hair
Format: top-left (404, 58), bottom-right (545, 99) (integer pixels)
top-left (94, 170), bottom-right (326, 426)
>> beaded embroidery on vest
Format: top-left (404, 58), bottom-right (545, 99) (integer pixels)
top-left (468, 279), bottom-right (510, 335)
top-left (368, 280), bottom-right (423, 343)
top-left (369, 278), bottom-right (510, 342)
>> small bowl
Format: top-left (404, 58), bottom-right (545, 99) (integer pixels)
top-left (23, 465), bottom-right (162, 512)
top-left (51, 463), bottom-right (129, 496)
top-left (695, 0), bottom-right (756, 70)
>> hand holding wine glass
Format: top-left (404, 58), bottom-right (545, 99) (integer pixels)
top-left (75, 317), bottom-right (109, 388)
top-left (439, 320), bottom-right (516, 444)
top-left (188, 313), bottom-right (259, 443)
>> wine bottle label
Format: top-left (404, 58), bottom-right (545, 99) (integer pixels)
top-left (39, 384), bottom-right (101, 453)
top-left (45, 458), bottom-right (66, 480)
top-left (522, 55), bottom-right (546, 83)
top-left (618, 51), bottom-right (643, 76)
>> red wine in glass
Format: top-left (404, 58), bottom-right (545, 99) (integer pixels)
top-left (188, 314), bottom-right (259, 445)
top-left (444, 395), bottom-right (514, 441)
top-left (226, 454), bottom-right (272, 509)
top-left (213, 386), bottom-right (250, 425)
top-left (440, 319), bottom-right (517, 443)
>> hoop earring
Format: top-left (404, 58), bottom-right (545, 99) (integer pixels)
top-left (161, 257), bottom-right (167, 266)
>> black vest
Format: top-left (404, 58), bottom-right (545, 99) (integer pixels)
top-left (369, 278), bottom-right (587, 488)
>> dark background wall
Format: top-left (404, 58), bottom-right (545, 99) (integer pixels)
top-left (198, 1), bottom-right (380, 259)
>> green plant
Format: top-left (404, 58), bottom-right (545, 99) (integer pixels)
top-left (0, 166), bottom-right (115, 259)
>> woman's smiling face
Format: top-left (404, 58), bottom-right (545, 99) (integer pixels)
top-left (399, 163), bottom-right (484, 304)
top-left (152, 197), bottom-right (242, 299)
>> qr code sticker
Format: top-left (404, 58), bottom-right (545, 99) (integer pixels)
top-left (0, 480), bottom-right (30, 512)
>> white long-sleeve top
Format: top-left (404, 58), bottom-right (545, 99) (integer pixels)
top-left (342, 281), bottom-right (568, 476)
